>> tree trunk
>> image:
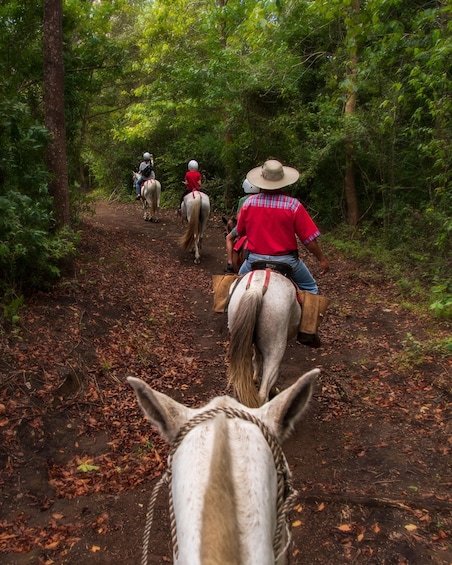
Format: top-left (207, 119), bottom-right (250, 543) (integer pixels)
top-left (217, 0), bottom-right (235, 208)
top-left (43, 0), bottom-right (70, 228)
top-left (344, 0), bottom-right (360, 227)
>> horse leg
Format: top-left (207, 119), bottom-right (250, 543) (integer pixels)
top-left (252, 347), bottom-right (263, 387)
top-left (154, 190), bottom-right (160, 223)
top-left (258, 343), bottom-right (287, 404)
top-left (151, 187), bottom-right (159, 222)
top-left (259, 361), bottom-right (282, 404)
top-left (142, 199), bottom-right (147, 221)
top-left (193, 235), bottom-right (201, 264)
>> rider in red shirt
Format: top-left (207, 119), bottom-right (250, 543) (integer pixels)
top-left (236, 159), bottom-right (329, 294)
top-left (179, 160), bottom-right (202, 213)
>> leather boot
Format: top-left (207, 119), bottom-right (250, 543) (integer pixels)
top-left (296, 291), bottom-right (330, 348)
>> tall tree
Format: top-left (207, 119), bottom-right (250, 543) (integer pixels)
top-left (43, 0), bottom-right (70, 227)
top-left (343, 0), bottom-right (361, 226)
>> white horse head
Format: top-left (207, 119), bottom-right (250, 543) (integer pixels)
top-left (180, 190), bottom-right (210, 264)
top-left (128, 368), bottom-right (319, 565)
top-left (227, 270), bottom-right (302, 407)
top-left (132, 170), bottom-right (139, 191)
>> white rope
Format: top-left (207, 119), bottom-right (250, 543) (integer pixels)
top-left (141, 470), bottom-right (170, 565)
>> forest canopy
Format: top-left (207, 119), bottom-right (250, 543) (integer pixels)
top-left (0, 0), bottom-right (450, 316)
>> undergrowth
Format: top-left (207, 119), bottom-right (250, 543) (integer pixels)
top-left (323, 227), bottom-right (451, 321)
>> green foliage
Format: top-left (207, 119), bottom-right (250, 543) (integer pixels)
top-left (0, 190), bottom-right (78, 293)
top-left (0, 95), bottom-right (78, 295)
top-left (324, 215), bottom-right (450, 318)
top-left (396, 332), bottom-right (451, 371)
top-left (1, 293), bottom-right (24, 325)
top-left (0, 0), bottom-right (450, 309)
top-left (430, 283), bottom-right (452, 320)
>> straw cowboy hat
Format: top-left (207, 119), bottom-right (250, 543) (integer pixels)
top-left (246, 159), bottom-right (299, 190)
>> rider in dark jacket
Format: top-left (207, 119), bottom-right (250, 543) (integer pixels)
top-left (135, 152), bottom-right (155, 199)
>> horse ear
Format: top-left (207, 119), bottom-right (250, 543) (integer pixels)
top-left (127, 377), bottom-right (192, 442)
top-left (258, 369), bottom-right (320, 442)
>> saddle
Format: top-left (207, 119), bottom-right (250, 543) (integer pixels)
top-left (212, 266), bottom-right (330, 349)
top-left (250, 260), bottom-right (293, 279)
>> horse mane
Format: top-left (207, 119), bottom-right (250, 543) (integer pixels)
top-left (200, 414), bottom-right (242, 564)
top-left (227, 287), bottom-right (263, 408)
top-left (180, 197), bottom-right (201, 251)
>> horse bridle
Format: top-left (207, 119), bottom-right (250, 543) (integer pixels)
top-left (141, 406), bottom-right (299, 565)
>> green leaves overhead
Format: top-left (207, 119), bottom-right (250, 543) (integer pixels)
top-left (0, 0), bottom-right (450, 300)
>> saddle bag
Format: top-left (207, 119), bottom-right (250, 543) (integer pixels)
top-left (297, 290), bottom-right (330, 339)
top-left (212, 274), bottom-right (241, 312)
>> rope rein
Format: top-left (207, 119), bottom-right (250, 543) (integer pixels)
top-left (141, 406), bottom-right (299, 565)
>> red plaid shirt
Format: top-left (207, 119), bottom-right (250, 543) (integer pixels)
top-left (236, 191), bottom-right (320, 255)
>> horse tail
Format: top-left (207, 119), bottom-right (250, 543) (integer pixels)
top-left (150, 181), bottom-right (158, 216)
top-left (228, 287), bottom-right (263, 408)
top-left (180, 197), bottom-right (201, 251)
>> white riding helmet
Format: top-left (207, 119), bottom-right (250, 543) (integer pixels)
top-left (143, 152), bottom-right (151, 160)
top-left (242, 179), bottom-right (259, 194)
top-left (188, 160), bottom-right (199, 171)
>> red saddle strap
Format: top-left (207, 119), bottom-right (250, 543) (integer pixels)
top-left (245, 268), bottom-right (271, 294)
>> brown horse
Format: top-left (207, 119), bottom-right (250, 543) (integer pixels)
top-left (222, 215), bottom-right (247, 273)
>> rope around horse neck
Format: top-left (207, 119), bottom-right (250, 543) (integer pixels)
top-left (141, 406), bottom-right (299, 565)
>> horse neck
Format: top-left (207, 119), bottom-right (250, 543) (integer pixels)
top-left (172, 414), bottom-right (277, 564)
top-left (200, 415), bottom-right (241, 564)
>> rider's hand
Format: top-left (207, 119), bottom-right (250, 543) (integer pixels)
top-left (319, 258), bottom-right (329, 275)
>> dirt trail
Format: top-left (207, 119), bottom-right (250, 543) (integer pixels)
top-left (0, 200), bottom-right (450, 565)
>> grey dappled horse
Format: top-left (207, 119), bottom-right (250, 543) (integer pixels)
top-left (132, 171), bottom-right (162, 222)
top-left (227, 269), bottom-right (302, 408)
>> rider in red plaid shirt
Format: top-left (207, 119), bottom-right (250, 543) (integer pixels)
top-left (236, 160), bottom-right (329, 294)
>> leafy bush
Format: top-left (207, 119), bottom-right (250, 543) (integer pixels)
top-left (430, 283), bottom-right (452, 320)
top-left (0, 96), bottom-right (78, 297)
top-left (0, 190), bottom-right (78, 293)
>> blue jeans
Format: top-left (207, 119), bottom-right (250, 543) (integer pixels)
top-left (239, 252), bottom-right (318, 294)
top-left (136, 177), bottom-right (143, 196)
